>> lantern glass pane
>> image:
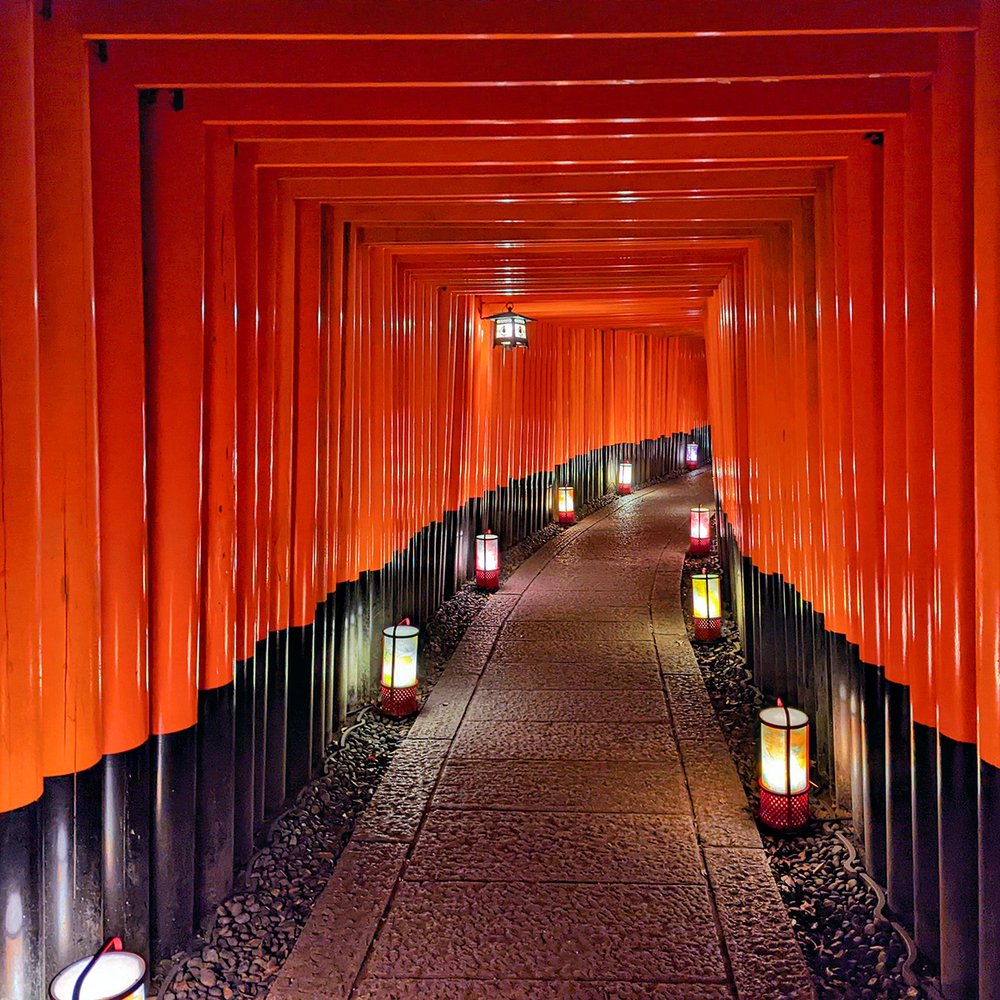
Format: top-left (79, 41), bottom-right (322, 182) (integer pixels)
top-left (686, 442), bottom-right (699, 462)
top-left (50, 952), bottom-right (147, 1000)
top-left (476, 533), bottom-right (499, 572)
top-left (759, 707), bottom-right (809, 795)
top-left (558, 487), bottom-right (574, 513)
top-left (618, 461), bottom-right (633, 486)
top-left (691, 573), bottom-right (721, 620)
top-left (690, 505), bottom-right (711, 539)
top-left (382, 624), bottom-right (419, 688)
top-left (496, 315), bottom-right (513, 344)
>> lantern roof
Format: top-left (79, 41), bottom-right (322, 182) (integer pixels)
top-left (483, 302), bottom-right (534, 323)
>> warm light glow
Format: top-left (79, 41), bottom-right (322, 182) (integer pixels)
top-left (382, 622), bottom-right (419, 689)
top-left (759, 705), bottom-right (810, 796)
top-left (690, 505), bottom-right (712, 540)
top-left (476, 532), bottom-right (499, 572)
top-left (495, 313), bottom-right (528, 347)
top-left (486, 304), bottom-right (533, 350)
top-left (691, 572), bottom-right (721, 620)
top-left (618, 461), bottom-right (633, 486)
top-left (558, 486), bottom-right (574, 513)
top-left (50, 951), bottom-right (146, 1000)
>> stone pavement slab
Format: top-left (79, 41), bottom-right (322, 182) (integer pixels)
top-left (449, 720), bottom-right (680, 761)
top-left (364, 880), bottom-right (728, 983)
top-left (353, 979), bottom-right (734, 999)
top-left (430, 759), bottom-right (690, 813)
top-left (406, 809), bottom-right (703, 882)
top-left (269, 840), bottom-right (407, 1000)
top-left (705, 848), bottom-right (817, 1000)
top-left (465, 688), bottom-right (668, 722)
top-left (506, 602), bottom-right (651, 622)
top-left (490, 638), bottom-right (658, 663)
top-left (498, 621), bottom-right (653, 642)
top-left (477, 660), bottom-right (664, 690)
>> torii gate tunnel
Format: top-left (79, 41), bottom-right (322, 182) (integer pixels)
top-left (1, 2), bottom-right (999, 998)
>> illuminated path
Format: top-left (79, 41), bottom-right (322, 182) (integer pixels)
top-left (270, 470), bottom-right (813, 1000)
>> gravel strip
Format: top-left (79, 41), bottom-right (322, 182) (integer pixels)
top-left (683, 529), bottom-right (941, 1000)
top-left (154, 470), bottom-right (685, 999)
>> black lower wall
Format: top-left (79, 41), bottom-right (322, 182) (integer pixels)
top-left (0, 427), bottom-right (709, 995)
top-left (718, 509), bottom-right (986, 1000)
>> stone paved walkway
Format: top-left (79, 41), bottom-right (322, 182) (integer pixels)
top-left (269, 471), bottom-right (814, 1000)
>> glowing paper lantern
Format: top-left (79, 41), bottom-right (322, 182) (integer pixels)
top-left (475, 530), bottom-right (500, 590)
top-left (617, 460), bottom-right (633, 495)
top-left (49, 938), bottom-right (146, 1000)
top-left (380, 619), bottom-right (419, 718)
top-left (484, 303), bottom-right (532, 350)
top-left (689, 505), bottom-right (712, 556)
top-left (557, 486), bottom-right (575, 525)
top-left (691, 571), bottom-right (722, 641)
top-left (685, 441), bottom-right (699, 469)
top-left (758, 701), bottom-right (811, 830)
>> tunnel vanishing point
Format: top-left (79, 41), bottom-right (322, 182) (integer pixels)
top-left (1, 1), bottom-right (999, 998)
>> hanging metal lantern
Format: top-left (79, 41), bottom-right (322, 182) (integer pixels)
top-left (557, 485), bottom-right (575, 525)
top-left (617, 460), bottom-right (633, 495)
top-left (484, 303), bottom-right (533, 350)
top-left (758, 700), bottom-right (811, 830)
top-left (685, 441), bottom-right (699, 470)
top-left (380, 619), bottom-right (419, 718)
top-left (475, 530), bottom-right (500, 590)
top-left (49, 938), bottom-right (146, 1000)
top-left (690, 571), bottom-right (722, 641)
top-left (689, 505), bottom-right (712, 555)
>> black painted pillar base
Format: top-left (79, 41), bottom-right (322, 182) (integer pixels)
top-left (102, 744), bottom-right (150, 958)
top-left (885, 679), bottom-right (914, 926)
top-left (264, 629), bottom-right (288, 819)
top-left (311, 602), bottom-right (328, 772)
top-left (150, 727), bottom-right (197, 960)
top-left (980, 760), bottom-right (1000, 1000)
top-left (233, 655), bottom-right (255, 867)
top-left (938, 733), bottom-right (979, 1000)
top-left (252, 637), bottom-right (268, 832)
top-left (195, 684), bottom-right (235, 924)
top-left (860, 660), bottom-right (888, 887)
top-left (912, 720), bottom-right (941, 964)
top-left (286, 622), bottom-right (314, 795)
top-left (42, 762), bottom-right (103, 983)
top-left (0, 800), bottom-right (41, 999)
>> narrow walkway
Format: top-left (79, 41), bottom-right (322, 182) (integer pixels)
top-left (270, 473), bottom-right (814, 1000)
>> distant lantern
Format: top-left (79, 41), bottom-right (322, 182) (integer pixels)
top-left (689, 505), bottom-right (712, 556)
top-left (485, 303), bottom-right (533, 350)
top-left (691, 571), bottom-right (722, 641)
top-left (617, 460), bottom-right (633, 495)
top-left (475, 530), bottom-right (500, 591)
top-left (758, 701), bottom-right (811, 830)
top-left (557, 485), bottom-right (575, 525)
top-left (380, 619), bottom-right (419, 718)
top-left (49, 938), bottom-right (146, 1000)
top-left (685, 441), bottom-right (699, 469)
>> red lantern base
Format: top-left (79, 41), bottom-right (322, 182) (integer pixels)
top-left (558, 511), bottom-right (575, 525)
top-left (476, 567), bottom-right (500, 590)
top-left (380, 683), bottom-right (419, 718)
top-left (618, 484), bottom-right (632, 495)
top-left (693, 616), bottom-right (722, 641)
top-left (689, 536), bottom-right (711, 556)
top-left (686, 459), bottom-right (698, 470)
top-left (758, 785), bottom-right (810, 830)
